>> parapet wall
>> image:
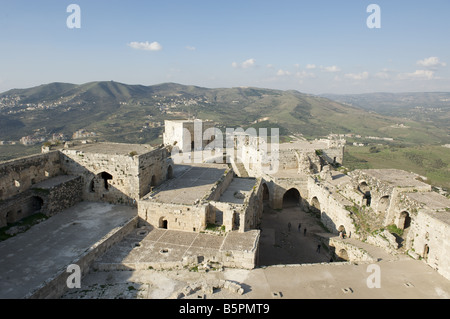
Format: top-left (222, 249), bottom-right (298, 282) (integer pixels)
top-left (0, 151), bottom-right (62, 201)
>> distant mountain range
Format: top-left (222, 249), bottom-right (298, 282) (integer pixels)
top-left (322, 92), bottom-right (450, 126)
top-left (0, 81), bottom-right (448, 146)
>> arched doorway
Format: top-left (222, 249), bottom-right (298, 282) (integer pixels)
top-left (359, 182), bottom-right (372, 207)
top-left (167, 165), bottom-right (173, 179)
top-left (100, 172), bottom-right (113, 190)
top-left (262, 183), bottom-right (270, 202)
top-left (378, 195), bottom-right (390, 213)
top-left (338, 249), bottom-right (349, 261)
top-left (283, 188), bottom-right (301, 208)
top-left (310, 196), bottom-right (321, 217)
top-left (31, 196), bottom-right (44, 214)
top-left (150, 175), bottom-right (156, 188)
top-left (159, 217), bottom-right (168, 229)
top-left (398, 211), bottom-right (411, 230)
top-left (423, 244), bottom-right (429, 261)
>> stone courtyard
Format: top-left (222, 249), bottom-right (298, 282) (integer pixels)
top-left (60, 202), bottom-right (450, 299)
top-left (1, 120), bottom-right (449, 299)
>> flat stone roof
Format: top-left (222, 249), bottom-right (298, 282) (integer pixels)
top-left (358, 169), bottom-right (430, 188)
top-left (0, 202), bottom-right (137, 299)
top-left (277, 140), bottom-right (328, 151)
top-left (95, 228), bottom-right (259, 266)
top-left (65, 142), bottom-right (154, 156)
top-left (219, 178), bottom-right (257, 204)
top-left (32, 175), bottom-right (79, 189)
top-left (145, 163), bottom-right (228, 205)
top-left (406, 191), bottom-right (450, 211)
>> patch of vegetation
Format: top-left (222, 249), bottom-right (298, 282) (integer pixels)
top-left (386, 224), bottom-right (404, 236)
top-left (0, 213), bottom-right (48, 241)
top-left (32, 187), bottom-right (50, 195)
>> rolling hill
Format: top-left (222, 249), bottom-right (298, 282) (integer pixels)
top-left (1, 81), bottom-right (449, 150)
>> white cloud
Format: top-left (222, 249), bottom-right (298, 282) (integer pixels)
top-left (306, 64), bottom-right (316, 70)
top-left (232, 58), bottom-right (256, 69)
top-left (185, 45), bottom-right (196, 51)
top-left (374, 68), bottom-right (391, 79)
top-left (417, 57), bottom-right (446, 68)
top-left (321, 65), bottom-right (341, 73)
top-left (295, 70), bottom-right (315, 79)
top-left (344, 72), bottom-right (369, 80)
top-left (399, 70), bottom-right (435, 80)
top-left (266, 64), bottom-right (274, 69)
top-left (128, 41), bottom-right (162, 51)
top-left (276, 69), bottom-right (291, 76)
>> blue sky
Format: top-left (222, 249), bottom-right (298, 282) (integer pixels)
top-left (0, 0), bottom-right (449, 94)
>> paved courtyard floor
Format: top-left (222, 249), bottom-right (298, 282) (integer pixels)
top-left (0, 202), bottom-right (137, 299)
top-left (62, 204), bottom-right (450, 299)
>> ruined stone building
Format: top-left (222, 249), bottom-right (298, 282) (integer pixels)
top-left (0, 119), bottom-right (449, 299)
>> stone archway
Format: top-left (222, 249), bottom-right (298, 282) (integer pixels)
top-left (338, 249), bottom-right (349, 261)
top-left (423, 244), bottom-right (429, 261)
top-left (151, 175), bottom-right (156, 188)
top-left (310, 196), bottom-right (321, 217)
top-left (167, 165), bottom-right (173, 179)
top-left (398, 211), bottom-right (411, 230)
top-left (359, 182), bottom-right (372, 207)
top-left (159, 217), bottom-right (168, 229)
top-left (101, 172), bottom-right (113, 190)
top-left (378, 195), bottom-right (390, 213)
top-left (31, 196), bottom-right (44, 214)
top-left (262, 183), bottom-right (270, 202)
top-left (282, 188), bottom-right (301, 208)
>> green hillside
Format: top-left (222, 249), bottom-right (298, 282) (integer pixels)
top-left (1, 82), bottom-right (449, 161)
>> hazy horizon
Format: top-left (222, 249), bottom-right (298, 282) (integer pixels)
top-left (1, 0), bottom-right (449, 95)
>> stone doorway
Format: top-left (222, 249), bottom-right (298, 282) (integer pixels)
top-left (282, 188), bottom-right (300, 208)
top-left (398, 211), bottom-right (411, 230)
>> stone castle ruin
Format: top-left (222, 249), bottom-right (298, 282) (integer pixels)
top-left (0, 119), bottom-right (449, 298)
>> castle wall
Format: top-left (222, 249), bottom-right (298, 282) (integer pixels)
top-left (0, 151), bottom-right (62, 201)
top-left (138, 201), bottom-right (209, 232)
top-left (307, 177), bottom-right (356, 236)
top-left (61, 150), bottom-right (138, 205)
top-left (138, 147), bottom-right (172, 197)
top-left (407, 210), bottom-right (450, 280)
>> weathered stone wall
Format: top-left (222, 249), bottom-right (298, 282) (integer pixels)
top-left (163, 120), bottom-right (215, 152)
top-left (328, 237), bottom-right (376, 262)
top-left (0, 175), bottom-right (83, 227)
top-left (204, 168), bottom-right (234, 202)
top-left (209, 201), bottom-right (244, 232)
top-left (242, 178), bottom-right (264, 231)
top-left (0, 151), bottom-right (62, 201)
top-left (269, 177), bottom-right (309, 210)
top-left (307, 177), bottom-right (356, 236)
top-left (138, 200), bottom-right (209, 232)
top-left (138, 147), bottom-right (172, 197)
top-left (60, 149), bottom-right (140, 205)
top-left (406, 209), bottom-right (450, 280)
top-left (43, 176), bottom-right (83, 217)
